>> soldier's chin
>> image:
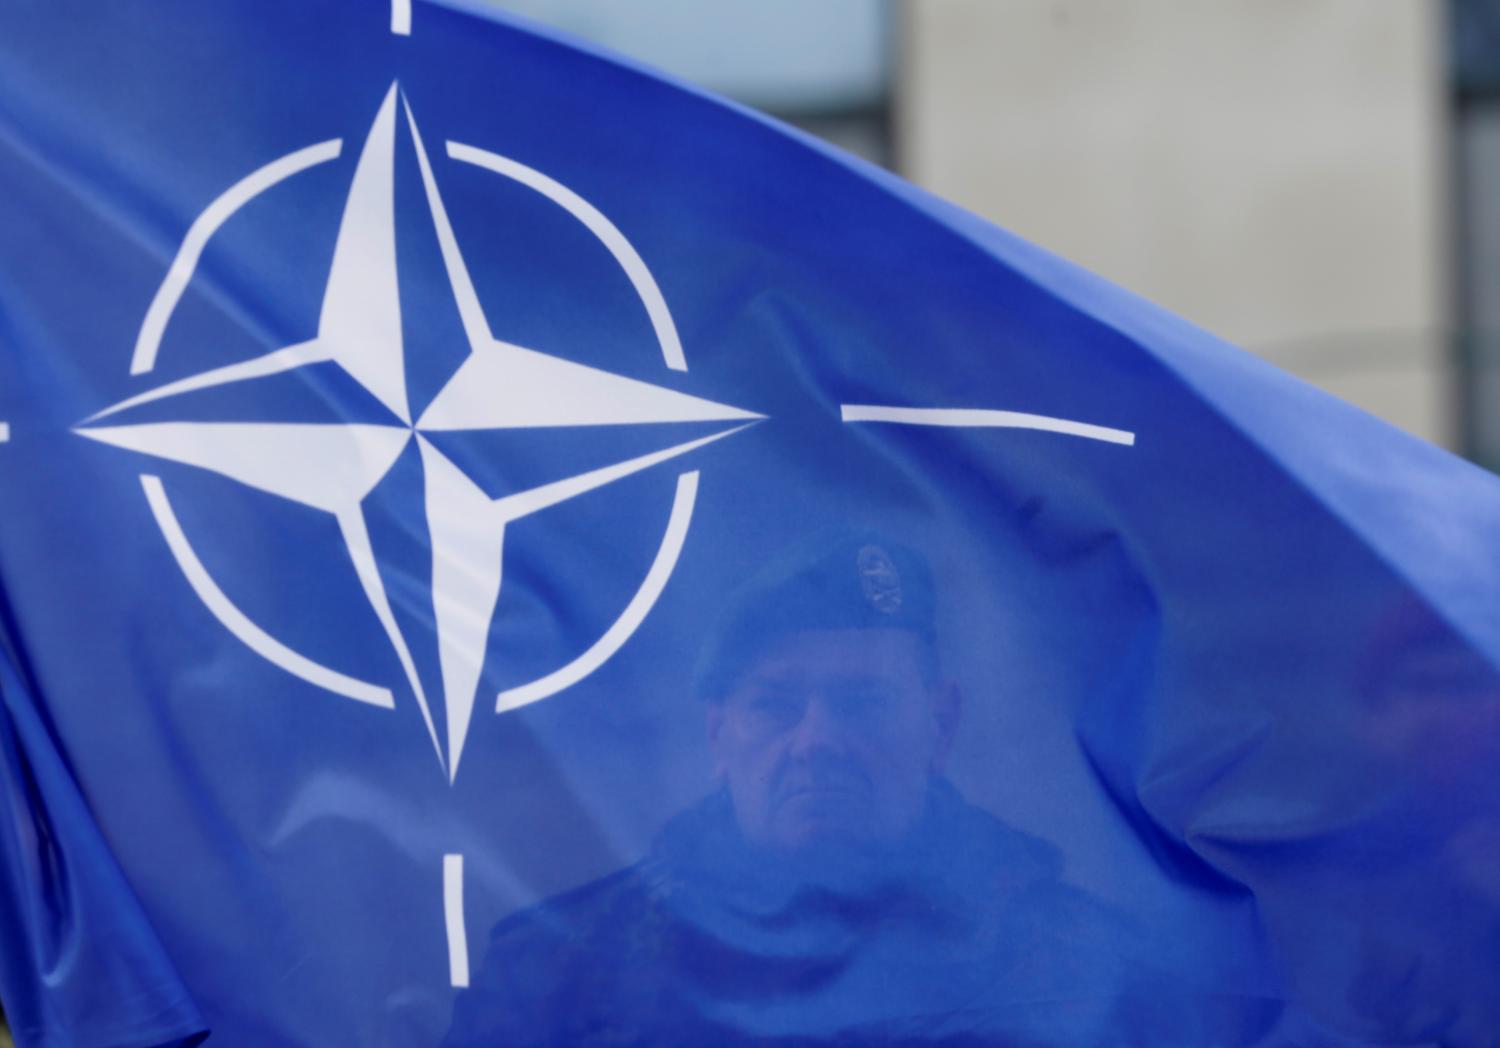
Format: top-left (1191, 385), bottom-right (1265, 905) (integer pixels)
top-left (767, 791), bottom-right (882, 856)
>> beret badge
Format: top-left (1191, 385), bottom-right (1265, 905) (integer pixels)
top-left (857, 544), bottom-right (902, 614)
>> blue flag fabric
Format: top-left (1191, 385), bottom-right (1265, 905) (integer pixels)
top-left (3, 2), bottom-right (1500, 1045)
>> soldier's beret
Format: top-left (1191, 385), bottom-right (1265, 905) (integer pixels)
top-left (694, 530), bottom-right (938, 701)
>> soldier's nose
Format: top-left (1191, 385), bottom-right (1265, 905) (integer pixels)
top-left (787, 695), bottom-right (847, 757)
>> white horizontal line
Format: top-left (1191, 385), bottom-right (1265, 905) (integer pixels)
top-left (840, 405), bottom-right (1135, 446)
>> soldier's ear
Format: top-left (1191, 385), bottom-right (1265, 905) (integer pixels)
top-left (929, 681), bottom-right (962, 773)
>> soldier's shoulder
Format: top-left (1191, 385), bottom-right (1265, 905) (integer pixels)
top-left (446, 864), bottom-right (672, 1046)
top-left (928, 779), bottom-right (1066, 887)
top-left (488, 862), bottom-right (661, 956)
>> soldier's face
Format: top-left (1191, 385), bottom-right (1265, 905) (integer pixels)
top-left (707, 628), bottom-right (956, 855)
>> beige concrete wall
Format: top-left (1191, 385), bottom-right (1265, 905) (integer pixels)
top-left (899, 0), bottom-right (1451, 444)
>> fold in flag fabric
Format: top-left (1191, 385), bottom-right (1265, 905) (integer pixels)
top-left (2, 2), bottom-right (1499, 1045)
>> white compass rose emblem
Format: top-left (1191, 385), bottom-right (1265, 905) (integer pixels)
top-left (77, 82), bottom-right (761, 783)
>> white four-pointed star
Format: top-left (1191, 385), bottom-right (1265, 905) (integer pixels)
top-left (79, 83), bottom-right (760, 780)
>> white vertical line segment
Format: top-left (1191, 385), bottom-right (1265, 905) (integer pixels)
top-left (840, 405), bottom-right (1135, 446)
top-left (392, 0), bottom-right (411, 35)
top-left (444, 854), bottom-right (469, 988)
top-left (0, 422), bottom-right (9, 443)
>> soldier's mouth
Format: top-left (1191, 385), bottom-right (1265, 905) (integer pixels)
top-left (777, 783), bottom-right (868, 807)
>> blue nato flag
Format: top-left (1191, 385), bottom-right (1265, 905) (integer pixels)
top-left (1, 2), bottom-right (1499, 1045)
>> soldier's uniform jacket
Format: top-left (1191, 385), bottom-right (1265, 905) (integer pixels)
top-left (443, 779), bottom-right (1284, 1046)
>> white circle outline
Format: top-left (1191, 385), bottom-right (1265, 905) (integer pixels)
top-left (135, 136), bottom-right (701, 717)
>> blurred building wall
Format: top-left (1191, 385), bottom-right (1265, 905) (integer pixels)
top-left (899, 0), bottom-right (1452, 445)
